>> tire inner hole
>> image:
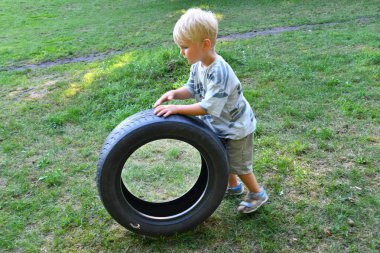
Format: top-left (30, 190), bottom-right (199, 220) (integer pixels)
top-left (121, 139), bottom-right (202, 203)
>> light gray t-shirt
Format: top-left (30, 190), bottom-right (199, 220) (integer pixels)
top-left (185, 56), bottom-right (256, 140)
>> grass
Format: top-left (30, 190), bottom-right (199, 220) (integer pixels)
top-left (1, 0), bottom-right (380, 68)
top-left (1, 0), bottom-right (379, 252)
top-left (122, 139), bottom-right (201, 202)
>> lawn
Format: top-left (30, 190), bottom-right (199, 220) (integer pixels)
top-left (0, 0), bottom-right (379, 252)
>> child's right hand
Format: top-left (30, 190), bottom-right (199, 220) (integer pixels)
top-left (153, 90), bottom-right (175, 108)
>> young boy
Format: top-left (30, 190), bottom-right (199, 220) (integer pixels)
top-left (153, 8), bottom-right (268, 213)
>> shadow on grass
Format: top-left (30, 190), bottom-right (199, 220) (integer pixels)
top-left (101, 200), bottom-right (283, 252)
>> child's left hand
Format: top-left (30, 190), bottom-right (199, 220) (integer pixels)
top-left (154, 104), bottom-right (179, 117)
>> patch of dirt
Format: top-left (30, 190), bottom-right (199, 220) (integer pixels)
top-left (7, 74), bottom-right (67, 101)
top-left (220, 15), bottom-right (378, 41)
top-left (0, 177), bottom-right (6, 190)
top-left (219, 24), bottom-right (318, 41)
top-left (39, 233), bottom-right (54, 253)
top-left (8, 80), bottom-right (57, 101)
top-left (3, 50), bottom-right (123, 72)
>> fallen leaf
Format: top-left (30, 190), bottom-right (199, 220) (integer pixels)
top-left (324, 228), bottom-right (332, 236)
top-left (348, 218), bottom-right (355, 226)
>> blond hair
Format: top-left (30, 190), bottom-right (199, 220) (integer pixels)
top-left (173, 8), bottom-right (218, 48)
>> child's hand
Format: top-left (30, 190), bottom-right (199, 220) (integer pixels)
top-left (153, 90), bottom-right (175, 108)
top-left (154, 104), bottom-right (178, 117)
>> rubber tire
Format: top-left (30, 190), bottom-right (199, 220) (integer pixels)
top-left (96, 109), bottom-right (228, 237)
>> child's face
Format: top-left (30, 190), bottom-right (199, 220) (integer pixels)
top-left (178, 41), bottom-right (204, 65)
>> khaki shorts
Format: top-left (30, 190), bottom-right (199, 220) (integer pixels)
top-left (221, 133), bottom-right (253, 175)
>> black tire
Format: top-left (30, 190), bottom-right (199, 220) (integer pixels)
top-left (96, 109), bottom-right (228, 237)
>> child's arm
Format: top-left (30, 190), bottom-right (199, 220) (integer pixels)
top-left (153, 87), bottom-right (207, 117)
top-left (153, 87), bottom-right (192, 108)
top-left (154, 103), bottom-right (207, 117)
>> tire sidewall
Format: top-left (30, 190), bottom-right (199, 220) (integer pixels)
top-left (97, 111), bottom-right (228, 236)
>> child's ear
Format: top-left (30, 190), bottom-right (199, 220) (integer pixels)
top-left (203, 39), bottom-right (212, 50)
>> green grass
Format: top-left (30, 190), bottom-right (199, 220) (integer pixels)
top-left (122, 139), bottom-right (201, 202)
top-left (1, 0), bottom-right (379, 68)
top-left (1, 0), bottom-right (379, 252)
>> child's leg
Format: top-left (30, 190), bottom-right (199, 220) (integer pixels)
top-left (238, 172), bottom-right (261, 193)
top-left (225, 134), bottom-right (254, 189)
top-left (224, 133), bottom-right (268, 212)
top-left (226, 173), bottom-right (244, 195)
top-left (238, 173), bottom-right (268, 213)
top-left (228, 173), bottom-right (239, 188)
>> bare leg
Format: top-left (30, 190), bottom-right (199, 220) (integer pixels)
top-left (238, 173), bottom-right (261, 193)
top-left (228, 174), bottom-right (239, 187)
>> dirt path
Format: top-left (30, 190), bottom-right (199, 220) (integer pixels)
top-left (219, 17), bottom-right (373, 41)
top-left (2, 15), bottom-right (378, 72)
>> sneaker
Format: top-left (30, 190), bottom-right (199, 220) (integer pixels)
top-left (226, 182), bottom-right (244, 196)
top-left (237, 187), bottom-right (268, 213)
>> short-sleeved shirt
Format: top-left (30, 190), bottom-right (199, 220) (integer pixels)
top-left (185, 55), bottom-right (256, 140)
